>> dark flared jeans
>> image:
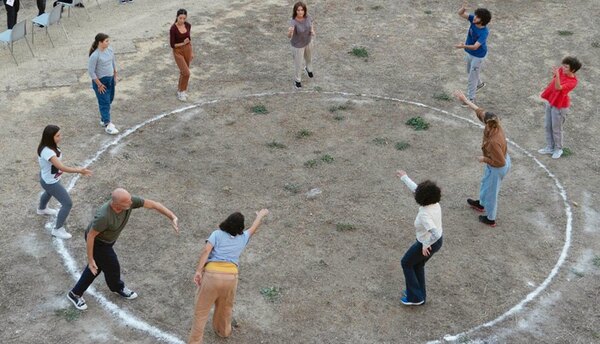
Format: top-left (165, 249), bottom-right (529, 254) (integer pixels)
top-left (401, 236), bottom-right (443, 303)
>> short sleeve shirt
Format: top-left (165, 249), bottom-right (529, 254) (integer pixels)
top-left (289, 15), bottom-right (312, 48)
top-left (87, 196), bottom-right (145, 243)
top-left (540, 68), bottom-right (578, 109)
top-left (465, 14), bottom-right (489, 58)
top-left (39, 147), bottom-right (62, 184)
top-left (206, 229), bottom-right (251, 266)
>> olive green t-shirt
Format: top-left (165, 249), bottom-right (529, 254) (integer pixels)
top-left (86, 196), bottom-right (145, 243)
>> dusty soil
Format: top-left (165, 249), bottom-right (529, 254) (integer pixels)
top-left (1, 1), bottom-right (599, 343)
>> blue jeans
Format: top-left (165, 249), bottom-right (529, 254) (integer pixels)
top-left (71, 233), bottom-right (124, 296)
top-left (92, 76), bottom-right (115, 125)
top-left (401, 236), bottom-right (443, 303)
top-left (39, 176), bottom-right (72, 229)
top-left (479, 154), bottom-right (511, 221)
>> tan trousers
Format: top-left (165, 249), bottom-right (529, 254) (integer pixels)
top-left (188, 271), bottom-right (238, 344)
top-left (292, 41), bottom-right (313, 82)
top-left (173, 44), bottom-right (193, 92)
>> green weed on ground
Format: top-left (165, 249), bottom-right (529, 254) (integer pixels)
top-left (304, 159), bottom-right (318, 168)
top-left (557, 30), bottom-right (573, 36)
top-left (350, 47), bottom-right (368, 58)
top-left (395, 141), bottom-right (410, 151)
top-left (562, 147), bottom-right (573, 157)
top-left (593, 256), bottom-right (600, 268)
top-left (372, 137), bottom-right (390, 146)
top-left (336, 223), bottom-right (356, 231)
top-left (251, 104), bottom-right (268, 114)
top-left (54, 308), bottom-right (81, 322)
top-left (433, 92), bottom-right (452, 101)
top-left (406, 116), bottom-right (430, 130)
top-left (296, 129), bottom-right (313, 139)
top-left (260, 287), bottom-right (281, 302)
top-left (329, 103), bottom-right (352, 113)
top-left (320, 154), bottom-right (334, 163)
top-left (266, 141), bottom-right (286, 149)
top-left (284, 183), bottom-right (301, 194)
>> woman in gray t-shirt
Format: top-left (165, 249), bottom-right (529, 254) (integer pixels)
top-left (287, 1), bottom-right (315, 89)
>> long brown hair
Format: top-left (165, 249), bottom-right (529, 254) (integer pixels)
top-left (483, 112), bottom-right (501, 130)
top-left (174, 8), bottom-right (187, 24)
top-left (292, 1), bottom-right (307, 19)
top-left (37, 125), bottom-right (61, 157)
top-left (89, 33), bottom-right (109, 56)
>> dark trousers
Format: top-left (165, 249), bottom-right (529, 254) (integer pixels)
top-left (401, 236), bottom-right (443, 303)
top-left (5, 0), bottom-right (20, 29)
top-left (37, 0), bottom-right (46, 15)
top-left (72, 234), bottom-right (125, 296)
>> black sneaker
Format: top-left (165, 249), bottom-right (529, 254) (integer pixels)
top-left (75, 3), bottom-right (85, 7)
top-left (479, 215), bottom-right (496, 227)
top-left (67, 291), bottom-right (88, 310)
top-left (476, 82), bottom-right (486, 91)
top-left (467, 198), bottom-right (484, 212)
top-left (114, 286), bottom-right (138, 300)
top-left (304, 67), bottom-right (314, 78)
top-left (294, 81), bottom-right (302, 89)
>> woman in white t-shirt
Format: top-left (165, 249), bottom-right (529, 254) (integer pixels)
top-left (37, 125), bottom-right (92, 239)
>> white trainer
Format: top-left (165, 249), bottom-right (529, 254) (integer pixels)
top-left (177, 91), bottom-right (187, 102)
top-left (552, 149), bottom-right (563, 159)
top-left (37, 208), bottom-right (58, 216)
top-left (105, 123), bottom-right (119, 135)
top-left (51, 227), bottom-right (72, 239)
top-left (538, 147), bottom-right (553, 155)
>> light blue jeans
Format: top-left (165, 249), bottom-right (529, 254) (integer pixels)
top-left (479, 154), bottom-right (511, 221)
top-left (465, 54), bottom-right (485, 100)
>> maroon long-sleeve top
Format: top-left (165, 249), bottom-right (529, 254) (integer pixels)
top-left (170, 22), bottom-right (192, 49)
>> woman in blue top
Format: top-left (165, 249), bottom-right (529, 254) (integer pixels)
top-left (188, 208), bottom-right (269, 344)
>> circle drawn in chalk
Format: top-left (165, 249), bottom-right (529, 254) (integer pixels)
top-left (49, 91), bottom-right (572, 343)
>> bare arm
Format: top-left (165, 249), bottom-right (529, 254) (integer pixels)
top-left (247, 209), bottom-right (269, 237)
top-left (143, 199), bottom-right (179, 233)
top-left (453, 90), bottom-right (482, 114)
top-left (553, 66), bottom-right (563, 90)
top-left (455, 41), bottom-right (481, 50)
top-left (49, 156), bottom-right (92, 176)
top-left (193, 242), bottom-right (214, 287)
top-left (86, 229), bottom-right (100, 275)
top-left (458, 0), bottom-right (469, 19)
top-left (287, 26), bottom-right (294, 39)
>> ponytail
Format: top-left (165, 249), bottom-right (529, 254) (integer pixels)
top-left (484, 112), bottom-right (501, 130)
top-left (175, 8), bottom-right (188, 24)
top-left (89, 33), bottom-right (109, 56)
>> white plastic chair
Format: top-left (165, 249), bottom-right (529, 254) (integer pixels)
top-left (32, 4), bottom-right (69, 47)
top-left (56, 0), bottom-right (90, 26)
top-left (0, 20), bottom-right (35, 65)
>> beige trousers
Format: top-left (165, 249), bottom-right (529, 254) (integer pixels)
top-left (292, 41), bottom-right (313, 82)
top-left (188, 271), bottom-right (238, 344)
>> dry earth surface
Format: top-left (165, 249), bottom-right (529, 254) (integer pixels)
top-left (0, 1), bottom-right (599, 343)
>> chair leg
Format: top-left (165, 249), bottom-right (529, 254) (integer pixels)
top-left (9, 42), bottom-right (18, 65)
top-left (25, 37), bottom-right (35, 57)
top-left (32, 23), bottom-right (35, 45)
top-left (84, 6), bottom-right (91, 19)
top-left (60, 23), bottom-right (70, 41)
top-left (47, 28), bottom-right (55, 48)
top-left (95, 0), bottom-right (101, 9)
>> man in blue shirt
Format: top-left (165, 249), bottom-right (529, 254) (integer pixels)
top-left (456, 1), bottom-right (492, 105)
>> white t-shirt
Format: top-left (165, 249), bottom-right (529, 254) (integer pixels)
top-left (39, 147), bottom-right (63, 184)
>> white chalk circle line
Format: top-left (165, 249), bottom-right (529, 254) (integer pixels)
top-left (46, 90), bottom-right (572, 343)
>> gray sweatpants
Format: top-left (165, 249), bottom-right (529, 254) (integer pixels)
top-left (39, 177), bottom-right (72, 229)
top-left (544, 103), bottom-right (568, 150)
top-left (465, 54), bottom-right (485, 100)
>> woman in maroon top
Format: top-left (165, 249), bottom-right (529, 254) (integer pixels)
top-left (170, 9), bottom-right (194, 102)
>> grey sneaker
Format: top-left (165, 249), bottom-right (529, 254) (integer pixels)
top-left (51, 227), bottom-right (72, 239)
top-left (37, 208), bottom-right (58, 216)
top-left (68, 291), bottom-right (88, 310)
top-left (552, 149), bottom-right (563, 159)
top-left (538, 147), bottom-right (554, 155)
top-left (114, 287), bottom-right (138, 300)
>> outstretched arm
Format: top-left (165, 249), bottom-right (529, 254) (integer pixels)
top-left (247, 209), bottom-right (269, 237)
top-left (49, 156), bottom-right (92, 176)
top-left (458, 0), bottom-right (470, 19)
top-left (453, 90), bottom-right (485, 120)
top-left (396, 170), bottom-right (417, 193)
top-left (143, 199), bottom-right (179, 233)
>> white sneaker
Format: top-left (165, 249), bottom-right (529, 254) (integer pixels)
top-left (552, 149), bottom-right (563, 159)
top-left (538, 147), bottom-right (553, 155)
top-left (99, 121), bottom-right (107, 127)
top-left (105, 123), bottom-right (119, 135)
top-left (51, 227), bottom-right (72, 239)
top-left (177, 91), bottom-right (187, 102)
top-left (37, 208), bottom-right (58, 216)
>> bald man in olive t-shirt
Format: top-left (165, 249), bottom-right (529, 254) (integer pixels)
top-left (67, 188), bottom-right (179, 310)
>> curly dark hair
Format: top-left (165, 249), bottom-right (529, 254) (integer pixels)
top-left (562, 56), bottom-right (582, 73)
top-left (474, 8), bottom-right (492, 26)
top-left (219, 212), bottom-right (245, 236)
top-left (414, 180), bottom-right (441, 206)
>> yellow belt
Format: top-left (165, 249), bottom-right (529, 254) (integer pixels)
top-left (204, 261), bottom-right (238, 274)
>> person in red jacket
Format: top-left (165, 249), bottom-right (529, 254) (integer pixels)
top-left (538, 56), bottom-right (581, 159)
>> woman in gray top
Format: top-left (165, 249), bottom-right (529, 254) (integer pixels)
top-left (88, 33), bottom-right (119, 135)
top-left (287, 1), bottom-right (315, 89)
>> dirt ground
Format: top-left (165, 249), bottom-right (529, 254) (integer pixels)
top-left (1, 1), bottom-right (599, 343)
